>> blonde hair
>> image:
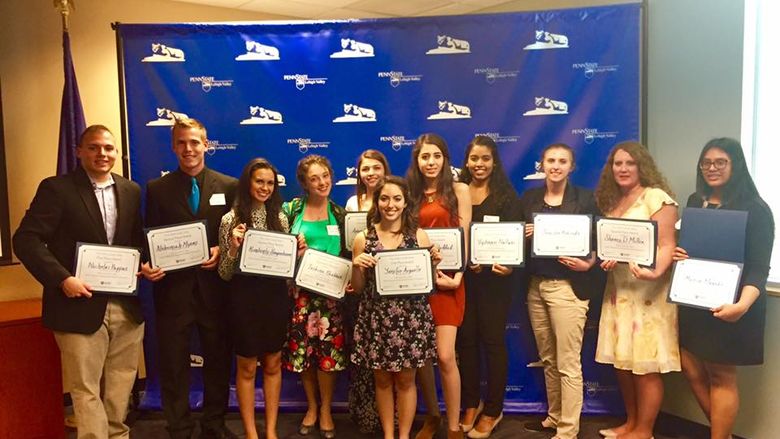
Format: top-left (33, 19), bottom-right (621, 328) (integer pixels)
top-left (171, 118), bottom-right (207, 144)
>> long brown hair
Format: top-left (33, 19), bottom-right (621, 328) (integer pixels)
top-left (406, 133), bottom-right (459, 223)
top-left (595, 141), bottom-right (674, 213)
top-left (234, 158), bottom-right (283, 231)
top-left (295, 154), bottom-right (333, 196)
top-left (355, 149), bottom-right (391, 205)
top-left (367, 176), bottom-right (417, 237)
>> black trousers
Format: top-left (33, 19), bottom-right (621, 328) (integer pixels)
top-left (155, 285), bottom-right (231, 438)
top-left (456, 274), bottom-right (514, 417)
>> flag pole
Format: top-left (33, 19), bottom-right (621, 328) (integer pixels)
top-left (54, 0), bottom-right (74, 31)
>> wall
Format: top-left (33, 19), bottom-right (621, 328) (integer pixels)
top-left (644, 1), bottom-right (780, 438)
top-left (2, 0), bottom-right (777, 436)
top-left (0, 0), bottom-right (291, 301)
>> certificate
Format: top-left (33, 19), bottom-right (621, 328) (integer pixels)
top-left (422, 227), bottom-right (464, 271)
top-left (532, 213), bottom-right (592, 257)
top-left (344, 211), bottom-right (368, 249)
top-left (469, 222), bottom-right (525, 266)
top-left (294, 249), bottom-right (352, 300)
top-left (596, 218), bottom-right (657, 267)
top-left (374, 248), bottom-right (435, 296)
top-left (145, 221), bottom-right (210, 271)
top-left (668, 258), bottom-right (743, 309)
top-left (74, 243), bottom-right (141, 295)
top-left (238, 229), bottom-right (297, 279)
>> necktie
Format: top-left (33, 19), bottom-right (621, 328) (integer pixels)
top-left (189, 177), bottom-right (200, 214)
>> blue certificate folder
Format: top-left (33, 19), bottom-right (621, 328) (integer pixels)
top-left (678, 208), bottom-right (747, 263)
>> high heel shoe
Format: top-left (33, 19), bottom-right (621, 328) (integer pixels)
top-left (598, 428), bottom-right (618, 437)
top-left (459, 401), bottom-right (484, 433)
top-left (466, 413), bottom-right (502, 438)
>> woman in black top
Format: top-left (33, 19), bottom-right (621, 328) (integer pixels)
top-left (518, 144), bottom-right (602, 439)
top-left (457, 136), bottom-right (519, 438)
top-left (674, 138), bottom-right (774, 439)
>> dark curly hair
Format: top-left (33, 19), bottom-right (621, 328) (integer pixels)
top-left (367, 175), bottom-right (417, 237)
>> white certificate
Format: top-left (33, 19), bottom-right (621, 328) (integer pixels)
top-left (532, 213), bottom-right (592, 257)
top-left (238, 229), bottom-right (297, 279)
top-left (374, 248), bottom-right (435, 296)
top-left (74, 243), bottom-right (141, 295)
top-left (469, 222), bottom-right (525, 266)
top-left (668, 258), bottom-right (743, 309)
top-left (422, 227), bottom-right (464, 271)
top-left (295, 249), bottom-right (352, 300)
top-left (344, 212), bottom-right (368, 249)
top-left (145, 221), bottom-right (210, 271)
top-left (596, 218), bottom-right (657, 267)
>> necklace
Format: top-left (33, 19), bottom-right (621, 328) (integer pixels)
top-left (424, 189), bottom-right (437, 203)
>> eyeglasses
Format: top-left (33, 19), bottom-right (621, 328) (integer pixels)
top-left (699, 158), bottom-right (729, 170)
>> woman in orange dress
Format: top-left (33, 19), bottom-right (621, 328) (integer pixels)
top-left (406, 133), bottom-right (471, 439)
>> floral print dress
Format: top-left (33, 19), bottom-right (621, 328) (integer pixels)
top-left (351, 227), bottom-right (437, 371)
top-left (595, 188), bottom-right (681, 374)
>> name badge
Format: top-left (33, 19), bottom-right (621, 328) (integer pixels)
top-left (209, 193), bottom-right (226, 206)
top-left (327, 225), bottom-right (340, 236)
top-left (483, 215), bottom-right (500, 223)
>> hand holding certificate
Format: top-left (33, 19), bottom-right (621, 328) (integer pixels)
top-left (469, 222), bottom-right (525, 266)
top-left (238, 229), bottom-right (297, 278)
top-left (295, 249), bottom-right (352, 300)
top-left (668, 258), bottom-right (742, 309)
top-left (422, 227), bottom-right (464, 271)
top-left (596, 218), bottom-right (657, 267)
top-left (344, 212), bottom-right (368, 250)
top-left (532, 214), bottom-right (591, 257)
top-left (146, 221), bottom-right (210, 271)
top-left (374, 248), bottom-right (435, 296)
top-left (74, 243), bottom-right (141, 295)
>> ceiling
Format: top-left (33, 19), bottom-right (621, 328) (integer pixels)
top-left (166, 0), bottom-right (546, 20)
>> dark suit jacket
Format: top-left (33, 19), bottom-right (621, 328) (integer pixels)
top-left (519, 184), bottom-right (606, 301)
top-left (13, 166), bottom-right (144, 334)
top-left (145, 168), bottom-right (237, 316)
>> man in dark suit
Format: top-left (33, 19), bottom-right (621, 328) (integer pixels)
top-left (13, 125), bottom-right (145, 438)
top-left (141, 118), bottom-right (237, 439)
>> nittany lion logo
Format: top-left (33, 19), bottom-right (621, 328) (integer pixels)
top-left (146, 107), bottom-right (189, 126)
top-left (426, 34), bottom-right (471, 55)
top-left (335, 167), bottom-right (358, 186)
top-left (330, 38), bottom-right (375, 58)
top-left (142, 43), bottom-right (186, 62)
top-left (523, 97), bottom-right (569, 116)
top-left (523, 161), bottom-right (546, 180)
top-left (524, 30), bottom-right (570, 50)
top-left (235, 40), bottom-right (280, 61)
top-left (333, 104), bottom-right (377, 123)
top-left (240, 106), bottom-right (283, 125)
top-left (427, 100), bottom-right (472, 120)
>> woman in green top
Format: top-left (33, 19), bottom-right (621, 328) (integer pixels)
top-left (282, 154), bottom-right (347, 439)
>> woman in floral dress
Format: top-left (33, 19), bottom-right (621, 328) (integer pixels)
top-left (351, 176), bottom-right (440, 439)
top-left (283, 155), bottom-right (347, 439)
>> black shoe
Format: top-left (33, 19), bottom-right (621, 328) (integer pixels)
top-left (523, 420), bottom-right (556, 434)
top-left (319, 427), bottom-right (336, 439)
top-left (200, 425), bottom-right (238, 439)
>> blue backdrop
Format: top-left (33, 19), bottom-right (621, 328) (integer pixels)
top-left (116, 3), bottom-right (640, 414)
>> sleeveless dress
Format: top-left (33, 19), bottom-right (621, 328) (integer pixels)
top-left (419, 197), bottom-right (466, 326)
top-left (283, 199), bottom-right (347, 373)
top-left (595, 188), bottom-right (681, 374)
top-left (351, 227), bottom-right (437, 371)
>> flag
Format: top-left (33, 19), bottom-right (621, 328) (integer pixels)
top-left (56, 31), bottom-right (86, 176)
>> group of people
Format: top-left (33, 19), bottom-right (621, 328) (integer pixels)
top-left (12, 117), bottom-right (773, 439)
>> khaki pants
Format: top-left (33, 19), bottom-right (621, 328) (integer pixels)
top-left (527, 277), bottom-right (589, 439)
top-left (54, 300), bottom-right (144, 439)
